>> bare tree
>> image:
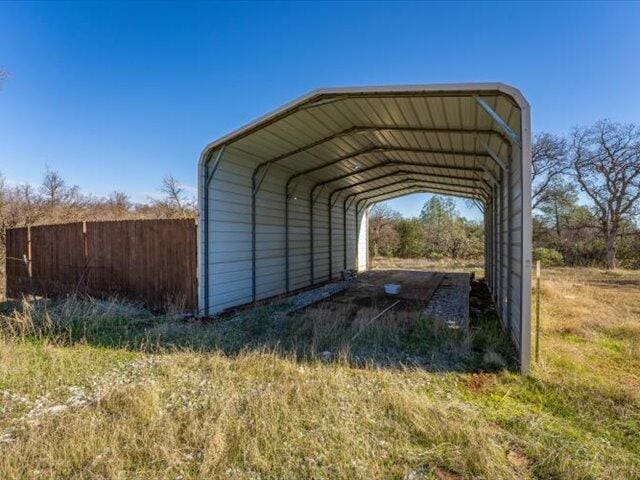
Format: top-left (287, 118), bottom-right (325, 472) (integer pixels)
top-left (160, 175), bottom-right (187, 212)
top-left (0, 175), bottom-right (42, 231)
top-left (0, 173), bottom-right (9, 235)
top-left (0, 173), bottom-right (10, 298)
top-left (369, 204), bottom-right (401, 257)
top-left (40, 166), bottom-right (80, 207)
top-left (2, 167), bottom-right (199, 232)
top-left (571, 120), bottom-right (640, 268)
top-left (146, 174), bottom-right (196, 218)
top-left (532, 133), bottom-right (569, 209)
top-left (105, 191), bottom-right (132, 217)
top-left (40, 167), bottom-right (64, 206)
top-left (15, 183), bottom-right (42, 225)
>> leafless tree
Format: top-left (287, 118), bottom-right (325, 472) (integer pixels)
top-left (15, 183), bottom-right (42, 225)
top-left (532, 133), bottom-right (569, 209)
top-left (0, 175), bottom-right (41, 232)
top-left (40, 166), bottom-right (80, 207)
top-left (369, 203), bottom-right (401, 257)
top-left (571, 120), bottom-right (640, 268)
top-left (105, 191), bottom-right (132, 217)
top-left (0, 173), bottom-right (9, 234)
top-left (40, 167), bottom-right (64, 206)
top-left (146, 174), bottom-right (196, 218)
top-left (1, 166), bottom-right (197, 234)
top-left (160, 175), bottom-right (187, 212)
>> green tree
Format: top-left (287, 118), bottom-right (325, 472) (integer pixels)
top-left (396, 218), bottom-right (424, 258)
top-left (572, 120), bottom-right (640, 268)
top-left (537, 180), bottom-right (579, 238)
top-left (419, 196), bottom-right (457, 224)
top-left (419, 196), bottom-right (461, 258)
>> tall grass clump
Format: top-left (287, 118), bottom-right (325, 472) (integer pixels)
top-left (0, 295), bottom-right (151, 346)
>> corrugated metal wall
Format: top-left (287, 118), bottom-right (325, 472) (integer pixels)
top-left (356, 209), bottom-right (368, 272)
top-left (201, 150), bottom-right (361, 314)
top-left (202, 139), bottom-right (527, 340)
top-left (197, 85), bottom-right (531, 373)
top-left (483, 152), bottom-right (523, 354)
top-left (482, 108), bottom-right (531, 374)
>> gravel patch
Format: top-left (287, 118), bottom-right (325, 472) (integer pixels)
top-left (212, 282), bottom-right (350, 337)
top-left (0, 357), bottom-right (161, 448)
top-left (279, 282), bottom-right (349, 315)
top-left (422, 273), bottom-right (470, 329)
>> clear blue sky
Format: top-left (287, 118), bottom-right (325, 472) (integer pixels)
top-left (1, 2), bottom-right (639, 219)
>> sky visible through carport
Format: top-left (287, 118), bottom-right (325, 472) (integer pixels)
top-left (380, 192), bottom-right (482, 221)
top-left (0, 1), bottom-right (638, 220)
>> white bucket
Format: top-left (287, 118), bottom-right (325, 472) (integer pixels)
top-left (384, 284), bottom-right (401, 295)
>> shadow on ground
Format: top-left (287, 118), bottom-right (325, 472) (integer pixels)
top-left (0, 279), bottom-right (518, 373)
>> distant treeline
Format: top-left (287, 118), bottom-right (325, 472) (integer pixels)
top-left (370, 119), bottom-right (640, 269)
top-left (0, 167), bottom-right (196, 296)
top-left (0, 167), bottom-right (195, 228)
top-left (369, 197), bottom-right (484, 261)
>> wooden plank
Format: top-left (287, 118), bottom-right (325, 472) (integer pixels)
top-left (5, 227), bottom-right (29, 297)
top-left (4, 218), bottom-right (197, 311)
top-left (29, 222), bottom-right (84, 296)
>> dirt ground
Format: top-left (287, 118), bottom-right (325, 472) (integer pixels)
top-left (297, 268), bottom-right (472, 331)
top-left (326, 270), bottom-right (445, 312)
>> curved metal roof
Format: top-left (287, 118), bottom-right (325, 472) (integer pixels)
top-left (200, 83), bottom-right (529, 205)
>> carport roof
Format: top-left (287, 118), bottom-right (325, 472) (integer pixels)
top-left (200, 83), bottom-right (529, 205)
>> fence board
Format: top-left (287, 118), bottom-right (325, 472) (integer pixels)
top-left (5, 227), bottom-right (29, 298)
top-left (4, 218), bottom-right (197, 311)
top-left (30, 222), bottom-right (85, 295)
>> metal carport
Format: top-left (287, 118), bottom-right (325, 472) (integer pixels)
top-left (198, 83), bottom-right (532, 373)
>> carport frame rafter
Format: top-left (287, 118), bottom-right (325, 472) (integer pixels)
top-left (325, 178), bottom-right (486, 285)
top-left (198, 84), bottom-right (531, 373)
top-left (284, 155), bottom-right (489, 292)
top-left (298, 161), bottom-right (489, 290)
top-left (201, 145), bottom-right (226, 315)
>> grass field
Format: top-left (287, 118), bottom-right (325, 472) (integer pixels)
top-left (1, 259), bottom-right (639, 479)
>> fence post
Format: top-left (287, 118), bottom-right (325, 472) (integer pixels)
top-left (535, 260), bottom-right (541, 363)
top-left (26, 225), bottom-right (34, 300)
top-left (80, 221), bottom-right (88, 291)
top-left (82, 221), bottom-right (88, 258)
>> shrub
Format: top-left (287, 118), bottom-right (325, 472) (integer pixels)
top-left (618, 257), bottom-right (640, 270)
top-left (533, 247), bottom-right (564, 267)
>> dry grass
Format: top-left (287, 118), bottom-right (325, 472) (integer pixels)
top-left (0, 261), bottom-right (639, 479)
top-left (372, 257), bottom-right (485, 277)
top-left (533, 267), bottom-right (640, 399)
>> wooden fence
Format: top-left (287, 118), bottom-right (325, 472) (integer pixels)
top-left (4, 218), bottom-right (197, 311)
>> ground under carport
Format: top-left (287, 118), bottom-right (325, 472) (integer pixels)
top-left (303, 270), bottom-right (469, 329)
top-left (157, 269), bottom-right (517, 371)
top-left (266, 269), bottom-right (517, 371)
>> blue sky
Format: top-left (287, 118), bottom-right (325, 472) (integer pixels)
top-left (1, 1), bottom-right (639, 219)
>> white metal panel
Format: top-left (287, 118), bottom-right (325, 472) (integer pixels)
top-left (330, 200), bottom-right (343, 278)
top-left (198, 83), bottom-right (531, 373)
top-left (346, 204), bottom-right (357, 269)
top-left (357, 209), bottom-right (368, 272)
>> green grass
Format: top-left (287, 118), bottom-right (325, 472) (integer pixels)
top-left (0, 263), bottom-right (639, 479)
